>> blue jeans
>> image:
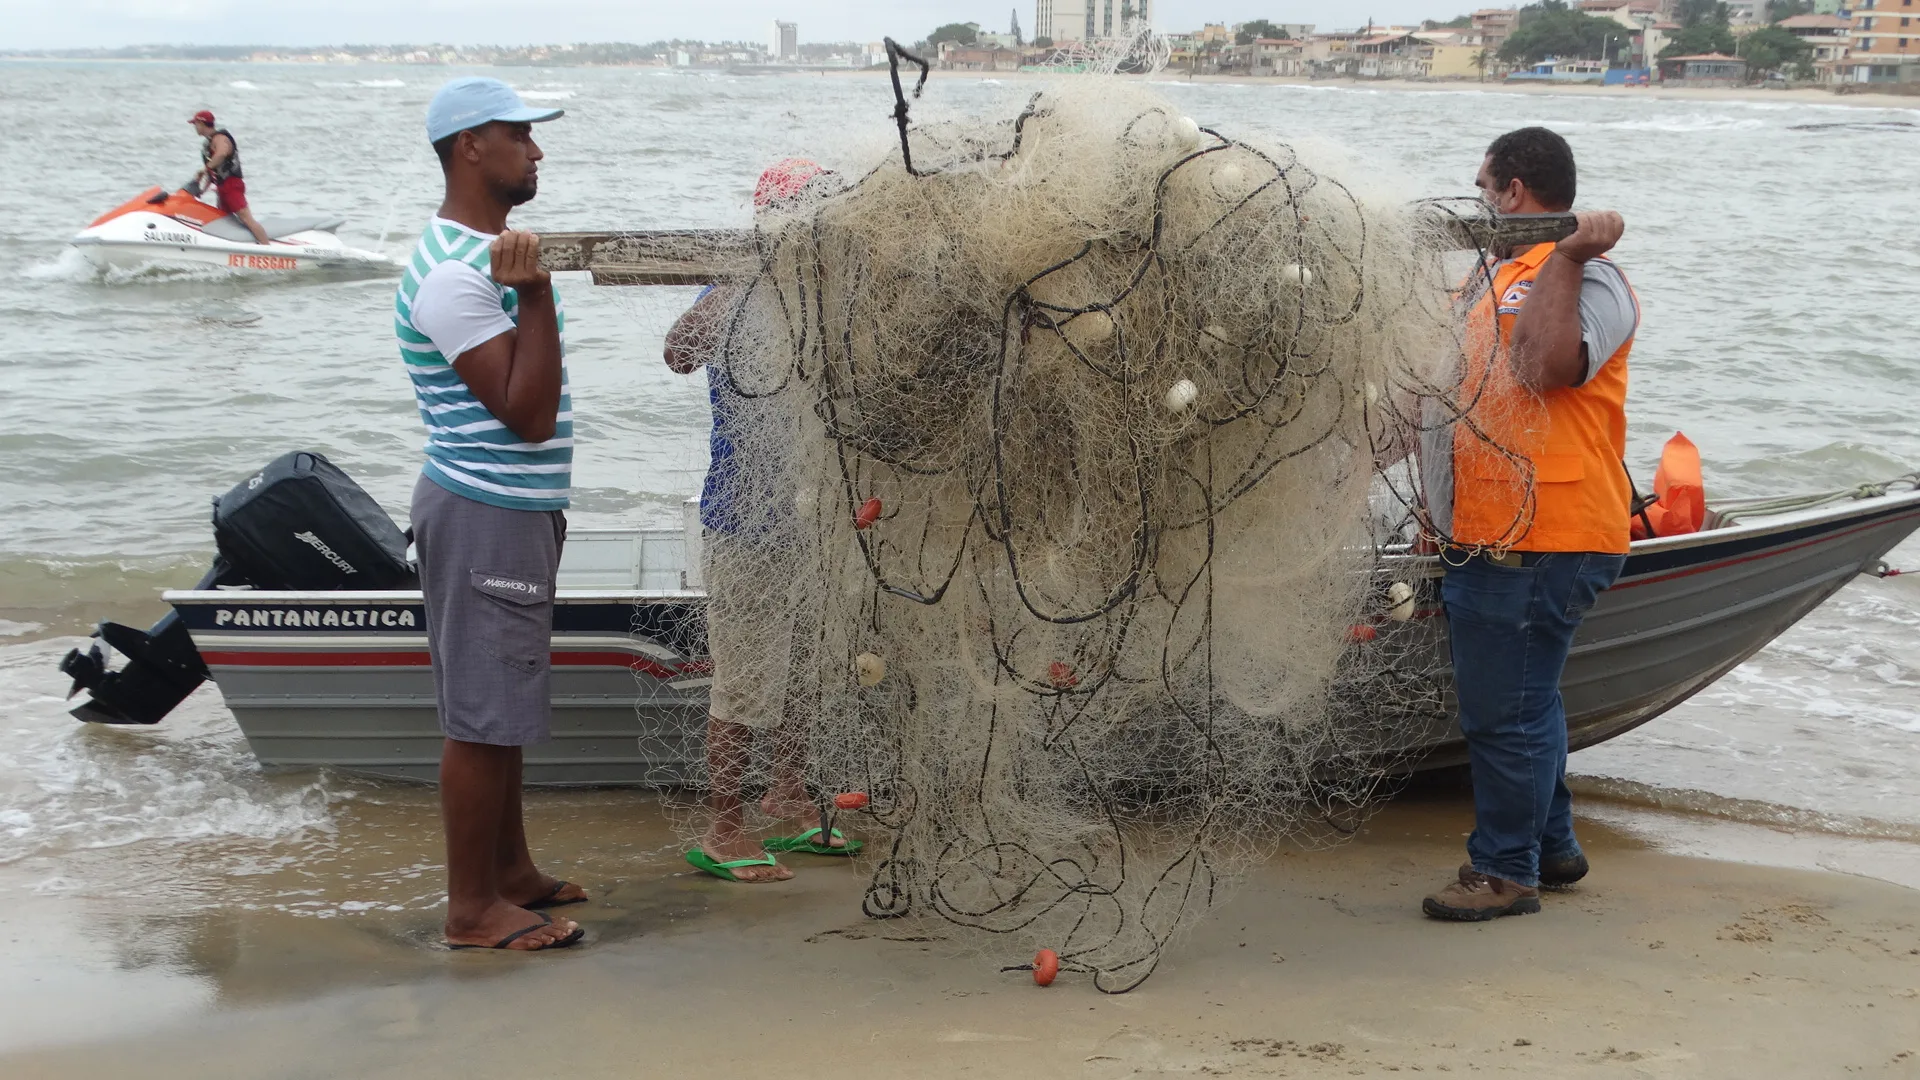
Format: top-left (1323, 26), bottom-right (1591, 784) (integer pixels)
top-left (1442, 551), bottom-right (1626, 887)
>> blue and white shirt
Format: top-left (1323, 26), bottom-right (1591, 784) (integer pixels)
top-left (395, 216), bottom-right (572, 512)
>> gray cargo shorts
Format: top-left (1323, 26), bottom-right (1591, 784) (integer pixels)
top-left (411, 474), bottom-right (566, 746)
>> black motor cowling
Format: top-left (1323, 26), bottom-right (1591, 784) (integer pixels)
top-left (63, 451), bottom-right (414, 725)
top-left (212, 450), bottom-right (415, 592)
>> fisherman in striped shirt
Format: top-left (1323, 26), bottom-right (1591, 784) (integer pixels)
top-left (396, 78), bottom-right (584, 953)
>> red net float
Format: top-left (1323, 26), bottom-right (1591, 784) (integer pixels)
top-left (1032, 948), bottom-right (1059, 987)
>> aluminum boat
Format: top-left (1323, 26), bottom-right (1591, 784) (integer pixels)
top-left (67, 477), bottom-right (1918, 786)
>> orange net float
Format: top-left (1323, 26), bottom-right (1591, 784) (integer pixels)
top-left (1346, 624), bottom-right (1378, 644)
top-left (854, 498), bottom-right (883, 530)
top-left (1047, 661), bottom-right (1079, 689)
top-left (833, 791), bottom-right (870, 811)
top-left (1032, 948), bottom-right (1060, 987)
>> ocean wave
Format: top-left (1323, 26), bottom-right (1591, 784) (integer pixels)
top-left (517, 90), bottom-right (574, 101)
top-left (1596, 115), bottom-right (1768, 133)
top-left (0, 552), bottom-right (211, 628)
top-left (24, 248), bottom-right (240, 286)
top-left (227, 80), bottom-right (259, 90)
top-left (21, 247), bottom-right (96, 283)
top-left (1570, 775), bottom-right (1920, 842)
top-left (0, 640), bottom-right (347, 867)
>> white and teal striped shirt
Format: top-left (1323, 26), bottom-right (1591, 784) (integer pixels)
top-left (395, 217), bottom-right (572, 512)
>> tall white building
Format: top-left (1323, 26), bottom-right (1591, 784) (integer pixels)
top-left (769, 20), bottom-right (798, 61)
top-left (1037, 0), bottom-right (1147, 43)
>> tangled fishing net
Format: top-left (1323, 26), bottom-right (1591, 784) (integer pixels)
top-left (658, 50), bottom-right (1529, 992)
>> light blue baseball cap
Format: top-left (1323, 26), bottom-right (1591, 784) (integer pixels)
top-left (426, 77), bottom-right (563, 143)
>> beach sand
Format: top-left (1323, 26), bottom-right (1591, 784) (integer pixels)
top-left (3, 793), bottom-right (1916, 1079)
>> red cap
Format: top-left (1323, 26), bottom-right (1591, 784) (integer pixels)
top-left (190, 110), bottom-right (215, 125)
top-left (754, 158), bottom-right (828, 208)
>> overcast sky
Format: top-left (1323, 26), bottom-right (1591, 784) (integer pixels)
top-left (1, 1), bottom-right (1467, 51)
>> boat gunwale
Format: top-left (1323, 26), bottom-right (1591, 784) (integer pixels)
top-left (159, 484), bottom-right (1920, 608)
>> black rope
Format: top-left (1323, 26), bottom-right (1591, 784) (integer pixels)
top-left (882, 38), bottom-right (929, 176)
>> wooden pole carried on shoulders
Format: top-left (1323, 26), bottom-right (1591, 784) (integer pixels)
top-left (537, 211), bottom-right (1583, 286)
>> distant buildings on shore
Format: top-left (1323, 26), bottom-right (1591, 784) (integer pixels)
top-left (1036, 0), bottom-right (1152, 45)
top-left (9, 0), bottom-right (1913, 90)
top-left (1145, 1), bottom-right (1912, 89)
top-left (768, 21), bottom-right (799, 63)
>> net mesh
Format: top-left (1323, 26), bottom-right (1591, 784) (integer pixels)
top-left (651, 63), bottom-right (1528, 992)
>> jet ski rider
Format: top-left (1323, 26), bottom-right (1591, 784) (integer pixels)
top-left (188, 109), bottom-right (273, 246)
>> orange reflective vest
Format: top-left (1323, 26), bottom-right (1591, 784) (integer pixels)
top-left (1451, 242), bottom-right (1634, 555)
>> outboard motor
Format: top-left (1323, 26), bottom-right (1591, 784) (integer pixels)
top-left (61, 451), bottom-right (415, 726)
top-left (60, 559), bottom-right (234, 725)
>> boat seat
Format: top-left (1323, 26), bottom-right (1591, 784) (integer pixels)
top-left (200, 214), bottom-right (344, 244)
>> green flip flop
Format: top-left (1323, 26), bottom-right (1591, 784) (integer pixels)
top-left (684, 848), bottom-right (784, 882)
top-left (762, 827), bottom-right (863, 856)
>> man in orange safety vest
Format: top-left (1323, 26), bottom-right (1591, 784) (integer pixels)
top-left (1421, 127), bottom-right (1640, 922)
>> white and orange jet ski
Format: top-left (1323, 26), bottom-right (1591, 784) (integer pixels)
top-left (70, 187), bottom-right (395, 274)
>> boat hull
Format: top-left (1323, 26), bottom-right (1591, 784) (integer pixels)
top-left (162, 490), bottom-right (1920, 786)
top-left (73, 231), bottom-right (392, 274)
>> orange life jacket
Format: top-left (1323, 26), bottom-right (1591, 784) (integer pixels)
top-left (1451, 242), bottom-right (1634, 555)
top-left (1631, 431), bottom-right (1705, 540)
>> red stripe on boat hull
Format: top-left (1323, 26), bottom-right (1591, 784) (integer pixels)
top-left (199, 650), bottom-right (696, 680)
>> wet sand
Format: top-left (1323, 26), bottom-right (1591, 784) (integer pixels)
top-left (4, 794), bottom-right (1916, 1079)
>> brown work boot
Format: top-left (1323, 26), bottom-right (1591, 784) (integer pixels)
top-left (1425, 868), bottom-right (1540, 921)
top-left (1458, 853), bottom-right (1589, 891)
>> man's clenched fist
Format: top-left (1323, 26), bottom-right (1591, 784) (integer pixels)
top-left (490, 230), bottom-right (551, 294)
top-left (1555, 211), bottom-right (1625, 264)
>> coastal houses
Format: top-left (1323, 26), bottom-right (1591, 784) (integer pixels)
top-left (1471, 8), bottom-right (1520, 54)
top-left (1841, 0), bottom-right (1920, 86)
top-left (1658, 52), bottom-right (1749, 85)
top-left (1776, 13), bottom-right (1856, 82)
top-left (1014, 4), bottom-right (1916, 91)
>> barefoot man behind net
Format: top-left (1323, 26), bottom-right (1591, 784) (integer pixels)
top-left (398, 78), bottom-right (584, 950)
top-left (664, 161), bottom-right (863, 884)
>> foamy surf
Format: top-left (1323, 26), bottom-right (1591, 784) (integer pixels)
top-left (1571, 570), bottom-right (1920, 834)
top-left (0, 640), bottom-right (345, 869)
top-left (23, 248), bottom-right (239, 286)
top-left (1572, 776), bottom-right (1920, 844)
top-left (22, 247), bottom-right (100, 283)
